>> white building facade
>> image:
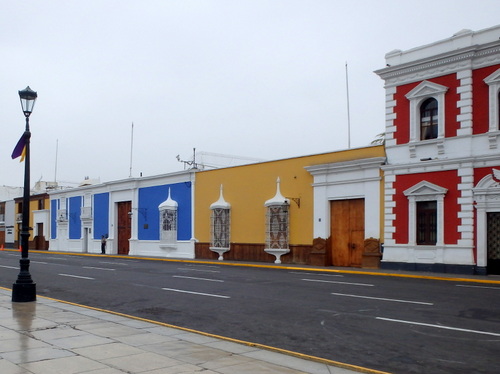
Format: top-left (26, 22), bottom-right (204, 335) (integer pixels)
top-left (375, 25), bottom-right (500, 274)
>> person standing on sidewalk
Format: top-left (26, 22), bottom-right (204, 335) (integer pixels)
top-left (101, 235), bottom-right (107, 254)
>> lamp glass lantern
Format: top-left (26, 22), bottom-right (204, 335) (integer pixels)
top-left (19, 86), bottom-right (37, 117)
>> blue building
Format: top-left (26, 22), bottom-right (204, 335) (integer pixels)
top-left (48, 171), bottom-right (196, 258)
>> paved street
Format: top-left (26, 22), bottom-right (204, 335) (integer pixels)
top-left (1, 250), bottom-right (500, 374)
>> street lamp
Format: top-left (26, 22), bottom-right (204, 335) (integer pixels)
top-left (12, 86), bottom-right (37, 302)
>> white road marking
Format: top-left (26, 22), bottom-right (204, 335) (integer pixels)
top-left (31, 261), bottom-right (48, 264)
top-left (331, 292), bottom-right (433, 305)
top-left (456, 284), bottom-right (500, 290)
top-left (162, 287), bottom-right (230, 298)
top-left (173, 275), bottom-right (224, 282)
top-left (99, 261), bottom-right (129, 266)
top-left (376, 317), bottom-right (500, 337)
top-left (83, 266), bottom-right (115, 271)
top-left (59, 274), bottom-right (94, 280)
top-left (183, 264), bottom-right (220, 268)
top-left (177, 267), bottom-right (220, 273)
top-left (0, 265), bottom-right (18, 269)
top-left (304, 279), bottom-right (374, 287)
top-left (290, 271), bottom-right (343, 277)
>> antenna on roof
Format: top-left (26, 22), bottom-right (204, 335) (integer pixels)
top-left (345, 62), bottom-right (351, 149)
top-left (129, 122), bottom-right (134, 178)
top-left (54, 139), bottom-right (59, 182)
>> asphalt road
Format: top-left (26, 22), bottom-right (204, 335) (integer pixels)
top-left (1, 250), bottom-right (499, 374)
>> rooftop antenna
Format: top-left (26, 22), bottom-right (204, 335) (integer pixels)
top-left (345, 62), bottom-right (351, 148)
top-left (176, 148), bottom-right (198, 170)
top-left (129, 122), bottom-right (134, 178)
top-left (54, 139), bottom-right (59, 182)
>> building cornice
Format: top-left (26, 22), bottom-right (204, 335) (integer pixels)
top-left (382, 154), bottom-right (500, 174)
top-left (305, 157), bottom-right (386, 175)
top-left (375, 41), bottom-right (500, 86)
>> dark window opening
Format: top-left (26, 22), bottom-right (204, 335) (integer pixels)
top-left (417, 200), bottom-right (437, 245)
top-left (420, 98), bottom-right (438, 140)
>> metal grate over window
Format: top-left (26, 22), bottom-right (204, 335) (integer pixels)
top-left (265, 204), bottom-right (289, 250)
top-left (210, 208), bottom-right (230, 249)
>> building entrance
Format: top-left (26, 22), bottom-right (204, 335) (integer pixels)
top-left (487, 212), bottom-right (500, 274)
top-left (117, 201), bottom-right (131, 255)
top-left (330, 199), bottom-right (364, 267)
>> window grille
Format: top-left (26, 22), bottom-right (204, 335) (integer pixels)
top-left (416, 200), bottom-right (437, 245)
top-left (160, 209), bottom-right (177, 243)
top-left (211, 208), bottom-right (230, 248)
top-left (158, 188), bottom-right (178, 247)
top-left (265, 204), bottom-right (289, 249)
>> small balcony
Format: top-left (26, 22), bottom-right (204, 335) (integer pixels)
top-left (81, 206), bottom-right (92, 220)
top-left (57, 209), bottom-right (68, 222)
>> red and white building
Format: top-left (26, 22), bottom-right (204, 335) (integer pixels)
top-left (375, 25), bottom-right (500, 275)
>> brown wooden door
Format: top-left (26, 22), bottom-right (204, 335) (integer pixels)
top-left (117, 201), bottom-right (131, 255)
top-left (35, 223), bottom-right (46, 250)
top-left (330, 199), bottom-right (364, 267)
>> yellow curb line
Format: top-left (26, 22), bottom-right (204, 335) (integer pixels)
top-left (16, 249), bottom-right (500, 285)
top-left (1, 286), bottom-right (390, 374)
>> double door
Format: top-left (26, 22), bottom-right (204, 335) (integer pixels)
top-left (330, 199), bottom-right (364, 267)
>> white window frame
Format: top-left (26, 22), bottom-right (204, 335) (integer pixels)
top-left (158, 189), bottom-right (178, 248)
top-left (405, 81), bottom-right (448, 142)
top-left (484, 68), bottom-right (500, 132)
top-left (404, 181), bottom-right (448, 246)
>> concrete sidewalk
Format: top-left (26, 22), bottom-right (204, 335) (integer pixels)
top-left (0, 288), bottom-right (387, 374)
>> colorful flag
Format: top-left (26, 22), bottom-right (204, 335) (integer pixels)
top-left (11, 134), bottom-right (26, 162)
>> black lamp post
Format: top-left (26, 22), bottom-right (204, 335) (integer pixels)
top-left (12, 86), bottom-right (37, 303)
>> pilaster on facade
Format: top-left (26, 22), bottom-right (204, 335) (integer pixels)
top-left (385, 87), bottom-right (397, 147)
top-left (456, 69), bottom-right (473, 136)
top-left (457, 165), bottom-right (474, 246)
top-left (383, 173), bottom-right (396, 245)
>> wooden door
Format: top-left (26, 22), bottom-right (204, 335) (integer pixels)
top-left (117, 201), bottom-right (131, 255)
top-left (330, 199), bottom-right (364, 267)
top-left (35, 223), bottom-right (46, 250)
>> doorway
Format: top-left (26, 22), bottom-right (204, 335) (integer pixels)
top-left (487, 212), bottom-right (500, 274)
top-left (330, 199), bottom-right (364, 267)
top-left (35, 223), bottom-right (47, 250)
top-left (117, 201), bottom-right (132, 255)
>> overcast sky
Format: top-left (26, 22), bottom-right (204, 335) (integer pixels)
top-left (1, 0), bottom-right (499, 188)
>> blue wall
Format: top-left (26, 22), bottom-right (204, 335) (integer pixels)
top-left (138, 182), bottom-right (192, 240)
top-left (50, 199), bottom-right (58, 239)
top-left (69, 196), bottom-right (82, 239)
top-left (93, 192), bottom-right (109, 239)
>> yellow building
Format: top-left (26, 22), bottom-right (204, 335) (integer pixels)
top-left (195, 145), bottom-right (385, 267)
top-left (14, 193), bottom-right (50, 250)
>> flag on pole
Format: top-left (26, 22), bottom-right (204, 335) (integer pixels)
top-left (11, 134), bottom-right (26, 162)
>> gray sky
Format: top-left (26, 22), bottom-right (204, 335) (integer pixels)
top-left (1, 0), bottom-right (499, 188)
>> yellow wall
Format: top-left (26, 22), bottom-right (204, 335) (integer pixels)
top-left (195, 146), bottom-right (385, 245)
top-left (15, 195), bottom-right (49, 241)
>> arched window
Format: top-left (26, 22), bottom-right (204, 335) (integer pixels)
top-left (406, 81), bottom-right (447, 143)
top-left (420, 98), bottom-right (438, 140)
